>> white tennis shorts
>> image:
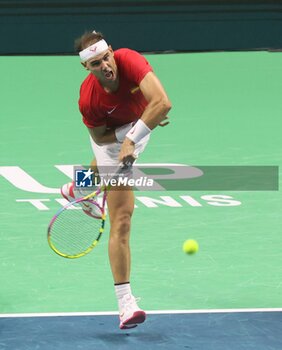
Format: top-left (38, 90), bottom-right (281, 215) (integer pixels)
top-left (90, 134), bottom-right (150, 173)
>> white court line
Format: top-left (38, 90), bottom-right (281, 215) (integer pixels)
top-left (0, 308), bottom-right (282, 318)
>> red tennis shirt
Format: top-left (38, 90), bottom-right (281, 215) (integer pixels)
top-left (79, 48), bottom-right (153, 129)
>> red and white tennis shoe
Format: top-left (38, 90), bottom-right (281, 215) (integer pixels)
top-left (118, 294), bottom-right (146, 330)
top-left (60, 181), bottom-right (102, 218)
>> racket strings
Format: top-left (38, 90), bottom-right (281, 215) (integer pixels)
top-left (49, 201), bottom-right (104, 256)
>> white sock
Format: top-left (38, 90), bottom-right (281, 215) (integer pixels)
top-left (114, 282), bottom-right (132, 301)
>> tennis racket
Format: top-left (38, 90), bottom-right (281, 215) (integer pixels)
top-left (47, 161), bottom-right (132, 259)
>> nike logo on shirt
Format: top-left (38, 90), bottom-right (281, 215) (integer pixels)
top-left (107, 106), bottom-right (118, 115)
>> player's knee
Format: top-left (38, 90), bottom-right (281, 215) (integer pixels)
top-left (116, 213), bottom-right (131, 234)
top-left (111, 213), bottom-right (131, 237)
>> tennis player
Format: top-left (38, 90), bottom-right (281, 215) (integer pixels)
top-left (61, 30), bottom-right (171, 329)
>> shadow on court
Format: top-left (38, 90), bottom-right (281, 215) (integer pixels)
top-left (0, 312), bottom-right (282, 350)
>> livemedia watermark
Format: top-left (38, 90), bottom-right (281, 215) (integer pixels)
top-left (73, 165), bottom-right (279, 191)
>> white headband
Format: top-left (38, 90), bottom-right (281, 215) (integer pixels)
top-left (79, 39), bottom-right (109, 63)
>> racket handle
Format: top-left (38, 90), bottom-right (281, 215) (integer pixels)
top-left (119, 157), bottom-right (135, 170)
top-left (121, 160), bottom-right (133, 170)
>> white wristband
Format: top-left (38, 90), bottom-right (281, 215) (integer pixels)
top-left (126, 119), bottom-right (151, 144)
top-left (115, 122), bottom-right (135, 143)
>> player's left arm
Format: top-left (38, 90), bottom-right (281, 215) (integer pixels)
top-left (139, 71), bottom-right (172, 129)
top-left (119, 71), bottom-right (171, 163)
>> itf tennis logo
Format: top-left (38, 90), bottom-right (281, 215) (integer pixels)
top-left (75, 168), bottom-right (94, 188)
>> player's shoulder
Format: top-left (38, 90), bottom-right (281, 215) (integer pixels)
top-left (80, 73), bottom-right (98, 99)
top-left (114, 48), bottom-right (142, 61)
top-left (79, 74), bottom-right (97, 107)
top-left (81, 73), bottom-right (95, 89)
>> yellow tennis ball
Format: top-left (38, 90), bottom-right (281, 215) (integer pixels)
top-left (183, 239), bottom-right (199, 255)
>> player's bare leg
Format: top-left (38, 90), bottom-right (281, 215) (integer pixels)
top-left (107, 187), bottom-right (133, 283)
top-left (107, 187), bottom-right (146, 329)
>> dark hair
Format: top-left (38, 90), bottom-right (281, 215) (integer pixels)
top-left (74, 31), bottom-right (105, 52)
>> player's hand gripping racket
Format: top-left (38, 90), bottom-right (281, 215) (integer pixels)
top-left (47, 161), bottom-right (132, 258)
